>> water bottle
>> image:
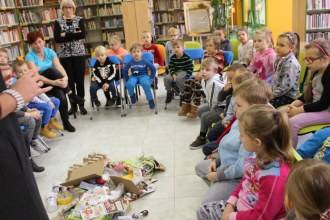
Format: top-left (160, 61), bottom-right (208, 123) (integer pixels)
top-left (46, 193), bottom-right (58, 213)
top-left (110, 183), bottom-right (125, 200)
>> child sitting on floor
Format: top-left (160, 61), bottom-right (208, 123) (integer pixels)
top-left (285, 159), bottom-right (330, 220)
top-left (123, 43), bottom-right (156, 109)
top-left (178, 57), bottom-right (224, 119)
top-left (198, 105), bottom-right (294, 220)
top-left (13, 60), bottom-right (62, 139)
top-left (90, 46), bottom-right (117, 107)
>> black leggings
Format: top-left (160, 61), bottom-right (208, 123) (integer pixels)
top-left (60, 56), bottom-right (86, 99)
top-left (41, 67), bottom-right (70, 121)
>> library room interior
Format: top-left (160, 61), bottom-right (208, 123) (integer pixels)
top-left (1, 0), bottom-right (330, 220)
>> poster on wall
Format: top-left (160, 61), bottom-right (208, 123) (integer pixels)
top-left (183, 1), bottom-right (212, 36)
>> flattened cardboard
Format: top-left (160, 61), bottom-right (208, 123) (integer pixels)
top-left (110, 176), bottom-right (142, 195)
top-left (62, 160), bottom-right (104, 186)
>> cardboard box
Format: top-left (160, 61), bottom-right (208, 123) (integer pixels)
top-left (110, 176), bottom-right (142, 195)
top-left (62, 160), bottom-right (104, 187)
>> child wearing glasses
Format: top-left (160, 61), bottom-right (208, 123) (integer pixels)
top-left (283, 38), bottom-right (330, 148)
top-left (270, 32), bottom-right (301, 108)
top-left (165, 27), bottom-right (180, 67)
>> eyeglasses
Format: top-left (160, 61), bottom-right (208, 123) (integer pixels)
top-left (169, 34), bottom-right (178, 37)
top-left (304, 57), bottom-right (322, 64)
top-left (63, 6), bottom-right (73, 10)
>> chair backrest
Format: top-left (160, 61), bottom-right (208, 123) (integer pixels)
top-left (123, 54), bottom-right (133, 65)
top-left (298, 49), bottom-right (309, 93)
top-left (223, 51), bottom-right (234, 66)
top-left (108, 55), bottom-right (120, 65)
top-left (142, 52), bottom-right (154, 63)
top-left (229, 39), bottom-right (240, 60)
top-left (155, 44), bottom-right (165, 63)
top-left (184, 41), bottom-right (202, 49)
top-left (184, 48), bottom-right (204, 60)
top-left (89, 57), bottom-right (97, 67)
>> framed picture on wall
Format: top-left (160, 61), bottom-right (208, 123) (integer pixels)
top-left (183, 1), bottom-right (212, 36)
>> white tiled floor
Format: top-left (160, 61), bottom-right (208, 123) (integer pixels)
top-left (34, 76), bottom-right (208, 220)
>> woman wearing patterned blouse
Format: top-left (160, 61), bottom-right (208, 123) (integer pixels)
top-left (54, 0), bottom-right (87, 115)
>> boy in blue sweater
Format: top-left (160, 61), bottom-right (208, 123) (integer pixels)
top-left (123, 43), bottom-right (156, 109)
top-left (195, 77), bottom-right (273, 204)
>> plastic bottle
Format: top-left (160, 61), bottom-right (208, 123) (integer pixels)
top-left (46, 193), bottom-right (58, 213)
top-left (110, 183), bottom-right (125, 200)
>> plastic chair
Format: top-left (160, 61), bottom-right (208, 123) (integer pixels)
top-left (123, 52), bottom-right (158, 114)
top-left (155, 44), bottom-right (166, 75)
top-left (184, 48), bottom-right (204, 72)
top-left (223, 51), bottom-right (234, 67)
top-left (184, 41), bottom-right (202, 49)
top-left (89, 55), bottom-right (126, 119)
top-left (229, 39), bottom-right (240, 61)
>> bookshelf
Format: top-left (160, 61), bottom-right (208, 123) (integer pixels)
top-left (305, 0), bottom-right (330, 42)
top-left (76, 0), bottom-right (124, 55)
top-left (0, 0), bottom-right (23, 62)
top-left (152, 0), bottom-right (186, 39)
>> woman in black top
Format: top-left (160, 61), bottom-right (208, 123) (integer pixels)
top-left (54, 0), bottom-right (87, 115)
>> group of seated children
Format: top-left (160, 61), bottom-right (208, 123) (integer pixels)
top-left (0, 49), bottom-right (64, 173)
top-left (181, 25), bottom-right (330, 219)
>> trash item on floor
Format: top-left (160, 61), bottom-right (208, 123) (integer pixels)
top-left (113, 210), bottom-right (149, 220)
top-left (46, 192), bottom-right (58, 213)
top-left (57, 191), bottom-right (73, 205)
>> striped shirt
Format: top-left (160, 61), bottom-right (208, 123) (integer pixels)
top-left (169, 53), bottom-right (194, 79)
top-left (31, 93), bottom-right (51, 104)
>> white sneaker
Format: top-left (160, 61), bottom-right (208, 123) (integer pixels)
top-left (31, 139), bottom-right (48, 152)
top-left (30, 146), bottom-right (40, 157)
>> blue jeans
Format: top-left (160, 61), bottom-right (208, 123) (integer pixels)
top-left (125, 75), bottom-right (153, 101)
top-left (90, 81), bottom-right (117, 101)
top-left (28, 97), bottom-right (60, 127)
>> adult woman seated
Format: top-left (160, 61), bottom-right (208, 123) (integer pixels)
top-left (25, 31), bottom-right (84, 132)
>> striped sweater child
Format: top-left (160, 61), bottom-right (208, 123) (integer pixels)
top-left (168, 52), bottom-right (194, 79)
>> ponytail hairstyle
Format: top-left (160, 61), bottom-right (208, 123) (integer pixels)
top-left (285, 159), bottom-right (330, 220)
top-left (304, 38), bottom-right (330, 103)
top-left (238, 105), bottom-right (294, 169)
top-left (255, 27), bottom-right (274, 48)
top-left (278, 32), bottom-right (300, 58)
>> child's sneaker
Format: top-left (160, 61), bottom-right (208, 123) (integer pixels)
top-left (148, 99), bottom-right (155, 109)
top-left (165, 92), bottom-right (173, 104)
top-left (30, 146), bottom-right (40, 157)
top-left (40, 125), bottom-right (57, 139)
top-left (189, 135), bottom-right (207, 150)
top-left (30, 158), bottom-right (45, 172)
top-left (130, 95), bottom-right (137, 105)
top-left (31, 139), bottom-right (47, 152)
top-left (105, 98), bottom-right (116, 107)
top-left (49, 118), bottom-right (64, 130)
top-left (114, 96), bottom-right (122, 107)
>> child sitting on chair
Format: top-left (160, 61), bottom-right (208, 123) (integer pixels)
top-left (164, 39), bottom-right (194, 104)
top-left (214, 25), bottom-right (232, 52)
top-left (178, 57), bottom-right (224, 119)
top-left (165, 27), bottom-right (180, 68)
top-left (90, 45), bottom-right (117, 107)
top-left (123, 43), bottom-right (156, 109)
top-left (107, 35), bottom-right (128, 63)
top-left (13, 60), bottom-right (62, 139)
top-left (142, 31), bottom-right (164, 89)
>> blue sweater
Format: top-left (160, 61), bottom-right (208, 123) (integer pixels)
top-left (123, 58), bottom-right (156, 81)
top-left (215, 120), bottom-right (251, 180)
top-left (297, 127), bottom-right (330, 163)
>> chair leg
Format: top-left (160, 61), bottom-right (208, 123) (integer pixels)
top-left (38, 136), bottom-right (51, 151)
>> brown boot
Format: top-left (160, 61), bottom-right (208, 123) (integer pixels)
top-left (178, 102), bottom-right (191, 116)
top-left (40, 125), bottom-right (57, 139)
top-left (49, 118), bottom-right (64, 130)
top-left (187, 104), bottom-right (198, 119)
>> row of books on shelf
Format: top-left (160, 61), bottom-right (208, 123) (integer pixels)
top-left (0, 28), bottom-right (20, 45)
top-left (21, 25), bottom-right (53, 40)
top-left (154, 12), bottom-right (184, 24)
top-left (18, 8), bottom-right (60, 24)
top-left (101, 30), bottom-right (123, 42)
top-left (2, 45), bottom-right (23, 61)
top-left (16, 0), bottom-right (43, 7)
top-left (0, 0), bottom-right (15, 8)
top-left (82, 5), bottom-right (121, 18)
top-left (86, 20), bottom-right (98, 30)
top-left (154, 0), bottom-right (182, 11)
top-left (307, 0), bottom-right (330, 10)
top-left (0, 11), bottom-right (18, 25)
top-left (306, 14), bottom-right (330, 30)
top-left (102, 18), bottom-right (122, 28)
top-left (306, 32), bottom-right (330, 42)
top-left (77, 0), bottom-right (121, 6)
top-left (155, 24), bottom-right (185, 36)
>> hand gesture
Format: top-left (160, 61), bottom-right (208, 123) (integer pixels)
top-left (53, 79), bottom-right (67, 88)
top-left (222, 119), bottom-right (228, 128)
top-left (207, 172), bottom-right (217, 183)
top-left (208, 159), bottom-right (217, 173)
top-left (221, 204), bottom-right (235, 220)
top-left (48, 101), bottom-right (55, 109)
top-left (224, 81), bottom-right (232, 92)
